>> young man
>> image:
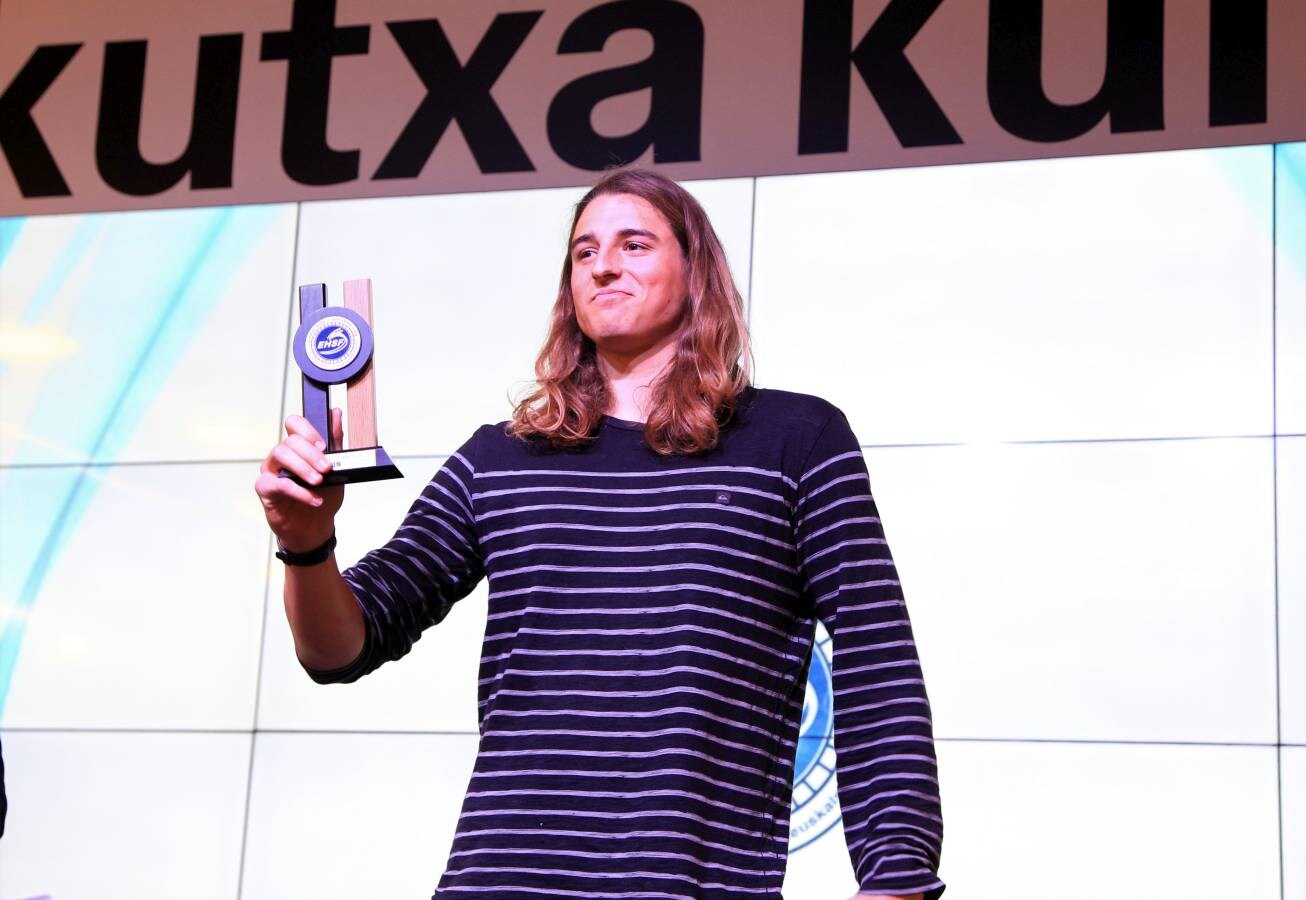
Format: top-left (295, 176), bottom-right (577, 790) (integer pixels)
top-left (256, 169), bottom-right (944, 899)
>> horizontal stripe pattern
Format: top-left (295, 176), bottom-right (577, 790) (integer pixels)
top-left (797, 411), bottom-right (944, 898)
top-left (322, 389), bottom-right (943, 899)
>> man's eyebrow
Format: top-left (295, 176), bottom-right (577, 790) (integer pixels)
top-left (570, 228), bottom-right (659, 250)
top-left (616, 228), bottom-right (658, 242)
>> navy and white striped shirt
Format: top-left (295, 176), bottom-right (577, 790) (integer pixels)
top-left (312, 388), bottom-right (944, 899)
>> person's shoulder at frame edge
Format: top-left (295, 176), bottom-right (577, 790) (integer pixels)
top-left (737, 385), bottom-right (852, 443)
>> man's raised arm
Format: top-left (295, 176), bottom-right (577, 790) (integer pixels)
top-left (254, 410), bottom-right (365, 673)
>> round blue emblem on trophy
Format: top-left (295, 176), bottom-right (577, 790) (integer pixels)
top-left (305, 317), bottom-right (361, 370)
top-left (314, 325), bottom-right (353, 362)
top-left (293, 307), bottom-right (374, 384)
top-left (790, 621), bottom-right (840, 853)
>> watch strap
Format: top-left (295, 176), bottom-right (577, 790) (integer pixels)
top-left (275, 532), bottom-right (337, 566)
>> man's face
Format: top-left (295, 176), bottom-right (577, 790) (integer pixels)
top-left (569, 193), bottom-right (687, 359)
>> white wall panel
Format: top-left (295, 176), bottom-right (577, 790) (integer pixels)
top-left (240, 732), bottom-right (478, 900)
top-left (110, 205), bottom-right (298, 464)
top-left (685, 177), bottom-right (757, 303)
top-left (1, 216), bottom-right (110, 466)
top-left (289, 179), bottom-right (754, 458)
top-left (1285, 747), bottom-right (1306, 900)
top-left (1280, 436), bottom-right (1306, 744)
top-left (750, 147), bottom-right (1273, 445)
top-left (0, 205), bottom-right (297, 467)
top-left (782, 813), bottom-right (857, 898)
top-left (257, 457), bottom-right (485, 733)
top-left (0, 731), bottom-right (249, 900)
top-left (1277, 143), bottom-right (1306, 434)
top-left (2, 463), bottom-right (267, 729)
top-left (863, 437), bottom-right (1277, 744)
top-left (934, 740), bottom-right (1280, 900)
top-left (0, 214), bottom-right (89, 321)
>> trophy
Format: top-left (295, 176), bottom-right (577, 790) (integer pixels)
top-left (288, 278), bottom-right (402, 485)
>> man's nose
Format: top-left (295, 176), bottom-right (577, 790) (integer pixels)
top-left (593, 244), bottom-right (621, 278)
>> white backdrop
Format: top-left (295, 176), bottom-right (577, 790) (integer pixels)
top-left (0, 142), bottom-right (1303, 899)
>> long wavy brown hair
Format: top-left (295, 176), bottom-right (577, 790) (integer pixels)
top-left (509, 169), bottom-right (752, 455)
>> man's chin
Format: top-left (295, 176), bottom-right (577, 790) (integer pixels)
top-left (584, 323), bottom-right (683, 361)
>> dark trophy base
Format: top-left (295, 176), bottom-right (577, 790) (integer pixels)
top-left (285, 446), bottom-right (402, 487)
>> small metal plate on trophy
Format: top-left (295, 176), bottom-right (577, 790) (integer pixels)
top-left (287, 278), bottom-right (402, 486)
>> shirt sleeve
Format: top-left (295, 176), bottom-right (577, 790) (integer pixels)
top-left (304, 429), bottom-right (487, 684)
top-left (795, 409), bottom-right (945, 899)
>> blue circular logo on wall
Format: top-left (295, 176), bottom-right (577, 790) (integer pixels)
top-left (790, 621), bottom-right (840, 853)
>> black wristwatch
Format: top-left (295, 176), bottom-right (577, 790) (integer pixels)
top-left (275, 532), bottom-right (337, 566)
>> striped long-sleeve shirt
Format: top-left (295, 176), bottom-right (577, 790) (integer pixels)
top-left (310, 387), bottom-right (945, 899)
